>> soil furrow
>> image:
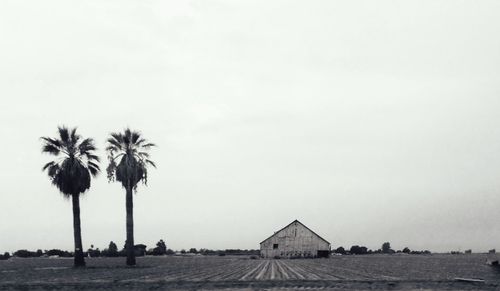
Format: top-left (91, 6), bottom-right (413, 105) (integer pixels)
top-left (255, 260), bottom-right (270, 280)
top-left (280, 260), bottom-right (306, 279)
top-left (275, 260), bottom-right (290, 280)
top-left (239, 260), bottom-right (266, 280)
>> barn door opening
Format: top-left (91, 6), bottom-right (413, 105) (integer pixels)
top-left (317, 250), bottom-right (329, 258)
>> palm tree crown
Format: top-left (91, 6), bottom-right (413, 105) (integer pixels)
top-left (41, 126), bottom-right (100, 196)
top-left (106, 128), bottom-right (156, 188)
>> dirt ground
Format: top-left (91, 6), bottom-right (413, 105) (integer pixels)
top-left (0, 254), bottom-right (499, 290)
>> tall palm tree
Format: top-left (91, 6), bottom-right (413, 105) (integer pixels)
top-left (41, 126), bottom-right (100, 267)
top-left (105, 128), bottom-right (156, 266)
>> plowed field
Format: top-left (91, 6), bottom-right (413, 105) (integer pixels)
top-left (1, 254), bottom-right (499, 290)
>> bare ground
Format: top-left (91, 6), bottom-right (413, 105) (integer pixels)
top-left (0, 254), bottom-right (499, 290)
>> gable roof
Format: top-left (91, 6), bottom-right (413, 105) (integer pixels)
top-left (260, 219), bottom-right (330, 245)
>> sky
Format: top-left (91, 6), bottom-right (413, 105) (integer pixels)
top-left (1, 0), bottom-right (500, 253)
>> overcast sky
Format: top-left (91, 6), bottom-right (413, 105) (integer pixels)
top-left (1, 0), bottom-right (500, 253)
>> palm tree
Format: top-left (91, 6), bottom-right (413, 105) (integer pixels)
top-left (41, 126), bottom-right (100, 267)
top-left (105, 128), bottom-right (156, 266)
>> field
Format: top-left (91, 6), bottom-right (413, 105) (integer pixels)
top-left (1, 254), bottom-right (499, 290)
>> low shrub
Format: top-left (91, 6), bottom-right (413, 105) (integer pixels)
top-left (0, 252), bottom-right (10, 260)
top-left (46, 249), bottom-right (72, 257)
top-left (13, 250), bottom-right (35, 258)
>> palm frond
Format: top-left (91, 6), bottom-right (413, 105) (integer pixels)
top-left (137, 152), bottom-right (150, 158)
top-left (42, 161), bottom-right (56, 171)
top-left (88, 165), bottom-right (99, 177)
top-left (131, 131), bottom-right (141, 144)
top-left (70, 127), bottom-right (80, 144)
top-left (145, 159), bottom-right (156, 168)
top-left (111, 153), bottom-right (125, 161)
top-left (141, 167), bottom-right (149, 186)
top-left (88, 160), bottom-right (100, 170)
top-left (108, 133), bottom-right (123, 147)
top-left (47, 163), bottom-right (60, 177)
top-left (108, 146), bottom-right (121, 155)
top-left (106, 158), bottom-right (117, 182)
top-left (40, 137), bottom-right (62, 148)
top-left (135, 138), bottom-right (146, 146)
top-left (124, 128), bottom-right (132, 138)
top-left (141, 143), bottom-right (156, 148)
top-left (123, 129), bottom-right (131, 145)
top-left (79, 138), bottom-right (97, 153)
top-left (85, 154), bottom-right (100, 162)
top-left (107, 137), bottom-right (123, 150)
top-left (42, 144), bottom-right (61, 155)
top-left (87, 161), bottom-right (100, 177)
top-left (58, 126), bottom-right (70, 144)
top-left (110, 133), bottom-right (124, 144)
top-left (105, 145), bottom-right (119, 154)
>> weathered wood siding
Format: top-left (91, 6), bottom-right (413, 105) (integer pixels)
top-left (260, 221), bottom-right (330, 258)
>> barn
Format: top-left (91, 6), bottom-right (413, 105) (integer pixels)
top-left (260, 220), bottom-right (331, 258)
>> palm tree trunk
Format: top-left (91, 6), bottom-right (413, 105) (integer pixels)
top-left (71, 194), bottom-right (85, 267)
top-left (125, 183), bottom-right (136, 266)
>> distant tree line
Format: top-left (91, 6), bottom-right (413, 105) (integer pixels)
top-left (333, 242), bottom-right (431, 255)
top-left (0, 249), bottom-right (74, 259)
top-left (197, 249), bottom-right (260, 256)
top-left (1, 239), bottom-right (260, 259)
top-left (86, 240), bottom-right (176, 257)
top-left (450, 249), bottom-right (473, 255)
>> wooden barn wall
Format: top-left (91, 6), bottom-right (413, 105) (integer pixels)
top-left (260, 222), bottom-right (330, 258)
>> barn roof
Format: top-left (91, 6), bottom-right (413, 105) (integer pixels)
top-left (260, 219), bottom-right (330, 245)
